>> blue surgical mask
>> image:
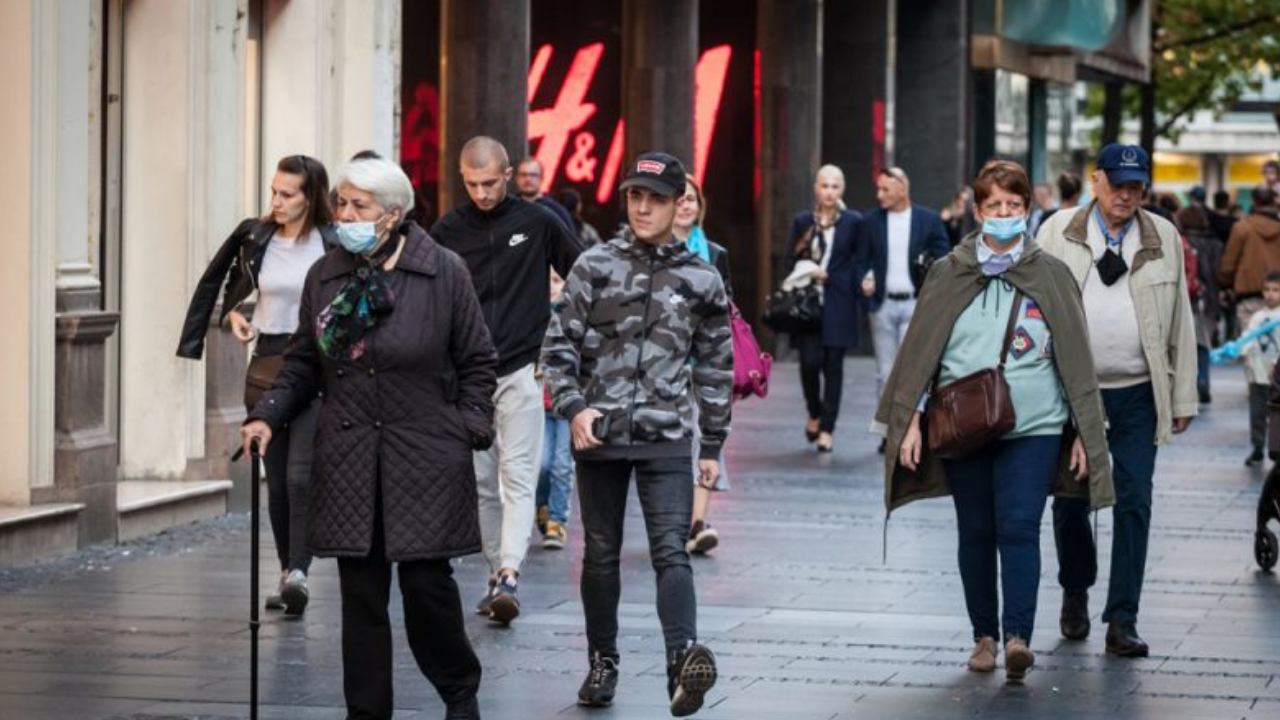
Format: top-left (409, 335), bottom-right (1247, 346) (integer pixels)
top-left (981, 215), bottom-right (1027, 244)
top-left (337, 220), bottom-right (380, 255)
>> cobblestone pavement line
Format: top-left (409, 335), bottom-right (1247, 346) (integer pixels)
top-left (2, 359), bottom-right (1278, 719)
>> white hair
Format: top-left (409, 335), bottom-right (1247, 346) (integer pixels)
top-left (335, 158), bottom-right (415, 214)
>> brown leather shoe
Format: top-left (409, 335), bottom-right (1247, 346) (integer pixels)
top-left (1105, 621), bottom-right (1150, 657)
top-left (967, 636), bottom-right (997, 672)
top-left (1060, 590), bottom-right (1090, 640)
top-left (1004, 636), bottom-right (1034, 681)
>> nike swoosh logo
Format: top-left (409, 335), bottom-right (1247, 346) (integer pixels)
top-left (509, 234), bottom-right (528, 247)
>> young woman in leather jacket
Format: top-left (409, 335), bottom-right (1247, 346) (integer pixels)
top-left (177, 155), bottom-right (337, 617)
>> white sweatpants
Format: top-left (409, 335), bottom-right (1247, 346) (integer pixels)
top-left (475, 363), bottom-right (545, 574)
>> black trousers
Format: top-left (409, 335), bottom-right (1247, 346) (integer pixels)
top-left (337, 508), bottom-right (481, 719)
top-left (577, 456), bottom-right (697, 660)
top-left (261, 400), bottom-right (317, 573)
top-left (796, 332), bottom-right (845, 433)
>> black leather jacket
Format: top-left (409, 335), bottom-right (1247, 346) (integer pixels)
top-left (176, 219), bottom-right (337, 359)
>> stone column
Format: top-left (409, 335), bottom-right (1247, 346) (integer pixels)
top-left (198, 305), bottom-right (252, 511)
top-left (823, 0), bottom-right (892, 210)
top-left (621, 0), bottom-right (697, 166)
top-left (756, 0), bottom-right (822, 338)
top-left (438, 0), bottom-right (529, 213)
top-left (895, 0), bottom-right (971, 209)
top-left (49, 311), bottom-right (120, 545)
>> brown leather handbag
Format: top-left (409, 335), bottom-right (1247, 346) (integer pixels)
top-left (244, 353), bottom-right (284, 411)
top-left (926, 290), bottom-right (1022, 460)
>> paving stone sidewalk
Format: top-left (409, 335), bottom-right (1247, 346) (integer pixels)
top-left (2, 358), bottom-right (1278, 720)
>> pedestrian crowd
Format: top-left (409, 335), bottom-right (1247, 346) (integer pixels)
top-left (175, 127), bottom-right (1280, 718)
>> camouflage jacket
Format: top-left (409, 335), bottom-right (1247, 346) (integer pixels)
top-left (541, 230), bottom-right (733, 460)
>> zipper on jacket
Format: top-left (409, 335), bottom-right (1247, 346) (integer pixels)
top-left (627, 255), bottom-right (658, 446)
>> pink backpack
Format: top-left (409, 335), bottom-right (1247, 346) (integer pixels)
top-left (730, 300), bottom-right (771, 401)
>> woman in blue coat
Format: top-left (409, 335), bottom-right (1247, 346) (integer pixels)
top-left (789, 165), bottom-right (865, 452)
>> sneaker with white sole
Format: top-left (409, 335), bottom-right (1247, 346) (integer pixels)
top-left (686, 521), bottom-right (719, 555)
top-left (281, 569), bottom-right (309, 617)
top-left (543, 520), bottom-right (567, 550)
top-left (667, 644), bottom-right (717, 717)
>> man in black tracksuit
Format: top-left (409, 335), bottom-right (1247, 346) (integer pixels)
top-left (430, 136), bottom-right (583, 624)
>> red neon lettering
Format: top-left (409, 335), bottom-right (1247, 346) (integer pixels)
top-left (528, 43), bottom-right (604, 193)
top-left (529, 44), bottom-right (733, 204)
top-left (527, 44), bottom-right (553, 103)
top-left (694, 45), bottom-right (732, 186)
top-left (597, 119), bottom-right (625, 205)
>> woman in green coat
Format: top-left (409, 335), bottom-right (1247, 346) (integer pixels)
top-left (872, 160), bottom-right (1114, 682)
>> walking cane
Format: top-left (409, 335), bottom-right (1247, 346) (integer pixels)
top-left (233, 441), bottom-right (261, 720)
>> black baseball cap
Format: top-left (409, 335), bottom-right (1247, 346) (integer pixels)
top-left (618, 152), bottom-right (687, 197)
top-left (1097, 143), bottom-right (1150, 186)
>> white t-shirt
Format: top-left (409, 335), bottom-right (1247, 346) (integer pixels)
top-left (885, 207), bottom-right (913, 295)
top-left (1081, 218), bottom-right (1149, 387)
top-left (254, 227), bottom-right (325, 334)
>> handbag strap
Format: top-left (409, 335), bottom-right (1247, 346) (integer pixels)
top-left (997, 288), bottom-right (1024, 369)
top-left (929, 284), bottom-right (1024, 392)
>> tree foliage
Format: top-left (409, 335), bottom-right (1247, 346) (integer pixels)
top-left (1088, 0), bottom-right (1280, 144)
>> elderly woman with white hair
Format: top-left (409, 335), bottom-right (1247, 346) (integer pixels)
top-left (241, 158), bottom-right (498, 720)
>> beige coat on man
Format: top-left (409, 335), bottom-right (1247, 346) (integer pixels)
top-left (1035, 202), bottom-right (1199, 445)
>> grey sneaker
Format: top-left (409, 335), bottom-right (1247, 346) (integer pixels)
top-left (488, 575), bottom-right (521, 625)
top-left (265, 570), bottom-right (287, 610)
top-left (281, 569), bottom-right (309, 617)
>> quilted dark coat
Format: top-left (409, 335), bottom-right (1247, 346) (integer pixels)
top-left (249, 223), bottom-right (497, 561)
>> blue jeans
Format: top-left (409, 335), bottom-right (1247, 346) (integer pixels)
top-left (535, 413), bottom-right (574, 524)
top-left (944, 434), bottom-right (1061, 642)
top-left (1053, 383), bottom-right (1158, 624)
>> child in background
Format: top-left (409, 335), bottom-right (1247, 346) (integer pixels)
top-left (1241, 271), bottom-right (1280, 466)
top-left (536, 269), bottom-right (575, 548)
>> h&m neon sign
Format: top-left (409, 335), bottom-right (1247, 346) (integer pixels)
top-left (527, 43), bottom-right (733, 204)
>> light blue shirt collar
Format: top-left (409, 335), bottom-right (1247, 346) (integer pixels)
top-left (975, 236), bottom-right (1025, 265)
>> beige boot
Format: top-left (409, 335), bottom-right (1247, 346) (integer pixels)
top-left (1005, 635), bottom-right (1035, 681)
top-left (967, 636), bottom-right (997, 672)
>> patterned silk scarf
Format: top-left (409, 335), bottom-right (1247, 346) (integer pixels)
top-left (315, 236), bottom-right (400, 361)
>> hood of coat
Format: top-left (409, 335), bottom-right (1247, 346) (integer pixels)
top-left (606, 227), bottom-right (700, 268)
top-left (1244, 212), bottom-right (1280, 242)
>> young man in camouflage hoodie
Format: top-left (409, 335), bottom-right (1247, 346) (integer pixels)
top-left (541, 152), bottom-right (733, 717)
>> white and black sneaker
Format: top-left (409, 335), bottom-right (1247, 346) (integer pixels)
top-left (668, 644), bottom-right (717, 717)
top-left (281, 569), bottom-right (309, 617)
top-left (686, 521), bottom-right (719, 555)
top-left (577, 652), bottom-right (619, 707)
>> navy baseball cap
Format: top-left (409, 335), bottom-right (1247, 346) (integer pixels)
top-left (1097, 143), bottom-right (1150, 186)
top-left (618, 152), bottom-right (687, 197)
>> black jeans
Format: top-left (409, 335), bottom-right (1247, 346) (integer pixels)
top-left (261, 399), bottom-right (317, 573)
top-left (336, 507), bottom-right (481, 719)
top-left (796, 332), bottom-right (845, 433)
top-left (577, 456), bottom-right (696, 660)
top-left (1250, 383), bottom-right (1269, 452)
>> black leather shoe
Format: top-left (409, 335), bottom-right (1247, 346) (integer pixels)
top-left (445, 695), bottom-right (480, 720)
top-left (1105, 622), bottom-right (1150, 657)
top-left (1060, 591), bottom-right (1090, 640)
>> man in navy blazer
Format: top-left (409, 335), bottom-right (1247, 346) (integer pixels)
top-left (858, 167), bottom-right (951, 444)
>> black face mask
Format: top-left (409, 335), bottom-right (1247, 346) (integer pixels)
top-left (1096, 248), bottom-right (1128, 286)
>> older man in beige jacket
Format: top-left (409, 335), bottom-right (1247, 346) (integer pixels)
top-left (1035, 143), bottom-right (1198, 659)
